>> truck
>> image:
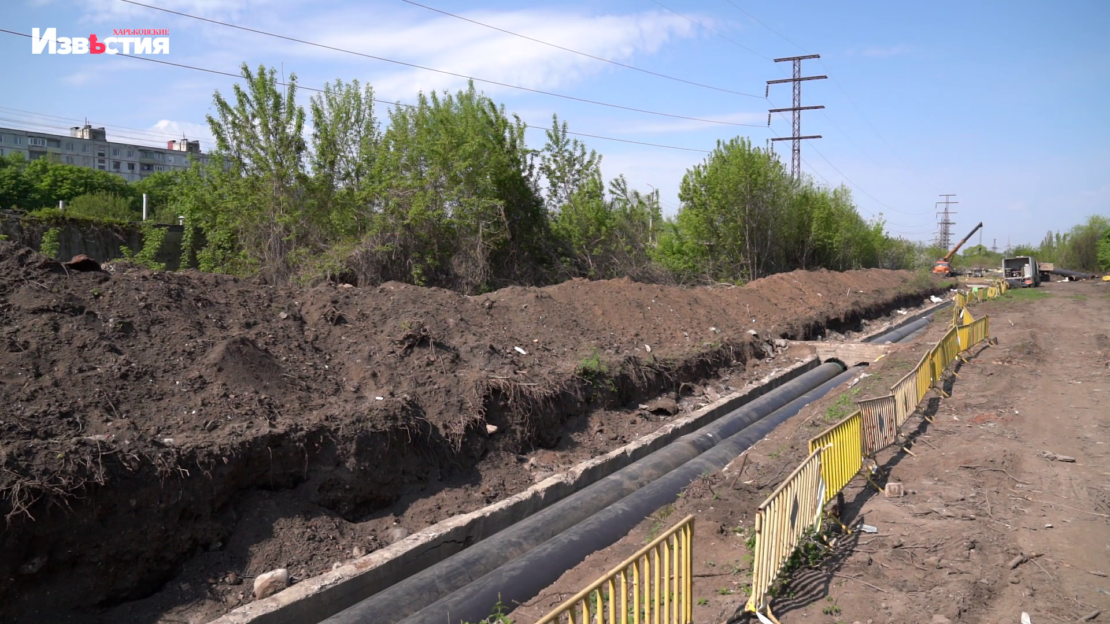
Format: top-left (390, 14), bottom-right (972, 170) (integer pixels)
top-left (1003, 256), bottom-right (1041, 288)
top-left (1038, 262), bottom-right (1054, 283)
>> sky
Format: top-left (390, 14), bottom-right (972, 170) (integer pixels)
top-left (1, 0), bottom-right (1108, 247)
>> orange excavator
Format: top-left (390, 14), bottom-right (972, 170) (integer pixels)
top-left (932, 222), bottom-right (983, 276)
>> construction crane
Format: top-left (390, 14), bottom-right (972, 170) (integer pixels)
top-left (933, 222), bottom-right (983, 276)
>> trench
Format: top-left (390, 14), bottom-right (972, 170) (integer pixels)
top-left (323, 315), bottom-right (929, 624)
top-left (1, 291), bottom-right (943, 624)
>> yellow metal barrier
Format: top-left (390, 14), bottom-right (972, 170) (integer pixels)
top-left (891, 369), bottom-right (920, 428)
top-left (537, 515), bottom-right (695, 624)
top-left (747, 449), bottom-right (825, 614)
top-left (857, 395), bottom-right (898, 457)
top-left (745, 313), bottom-right (996, 616)
top-left (808, 411), bottom-right (863, 504)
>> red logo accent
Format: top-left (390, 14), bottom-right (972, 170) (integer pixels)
top-left (90, 34), bottom-right (106, 54)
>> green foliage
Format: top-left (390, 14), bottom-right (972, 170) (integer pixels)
top-left (1003, 288), bottom-right (1051, 301)
top-left (132, 171), bottom-right (182, 222)
top-left (40, 227), bottom-right (61, 258)
top-left (1100, 226), bottom-right (1110, 272)
top-left (121, 222), bottom-right (168, 270)
top-left (460, 595), bottom-right (513, 624)
top-left (66, 192), bottom-right (138, 222)
top-left (823, 597), bottom-right (842, 616)
top-left (26, 158), bottom-right (134, 208)
top-left (824, 388), bottom-right (860, 423)
top-left (653, 138), bottom-right (905, 284)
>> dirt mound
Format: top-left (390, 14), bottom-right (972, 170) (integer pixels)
top-left (0, 241), bottom-right (940, 621)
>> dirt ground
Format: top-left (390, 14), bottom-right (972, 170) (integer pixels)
top-left (514, 278), bottom-right (1110, 624)
top-left (0, 241), bottom-right (943, 624)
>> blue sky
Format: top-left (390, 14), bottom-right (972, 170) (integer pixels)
top-left (1, 0), bottom-right (1107, 246)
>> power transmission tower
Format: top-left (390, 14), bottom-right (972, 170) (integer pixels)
top-left (767, 54), bottom-right (826, 180)
top-left (936, 194), bottom-right (957, 249)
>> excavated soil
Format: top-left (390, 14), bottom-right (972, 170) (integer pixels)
top-left (0, 241), bottom-right (942, 623)
top-left (520, 279), bottom-right (1110, 624)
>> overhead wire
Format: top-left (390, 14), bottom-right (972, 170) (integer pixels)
top-left (398, 0), bottom-right (761, 98)
top-left (115, 0), bottom-right (763, 129)
top-left (0, 106), bottom-right (195, 143)
top-left (716, 1), bottom-right (940, 191)
top-left (646, 0), bottom-right (770, 60)
top-left (0, 29), bottom-right (711, 154)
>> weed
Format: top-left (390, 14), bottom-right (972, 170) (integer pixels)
top-left (461, 595), bottom-right (513, 624)
top-left (40, 227), bottom-right (61, 259)
top-left (823, 597), bottom-right (842, 616)
top-left (768, 444), bottom-right (787, 459)
top-left (706, 560), bottom-right (716, 568)
top-left (0, 234), bottom-right (7, 241)
top-left (1071, 294), bottom-right (1088, 301)
top-left (91, 288), bottom-right (101, 298)
top-left (1002, 288), bottom-right (1051, 301)
top-left (717, 587), bottom-right (733, 596)
top-left (697, 598), bottom-right (709, 606)
top-left (824, 388), bottom-right (860, 423)
top-left (576, 349), bottom-right (615, 392)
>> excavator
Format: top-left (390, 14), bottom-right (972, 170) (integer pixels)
top-left (932, 222), bottom-right (983, 276)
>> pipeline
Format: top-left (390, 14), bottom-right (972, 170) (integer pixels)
top-left (322, 316), bottom-right (929, 624)
top-left (1049, 268), bottom-right (1097, 280)
top-left (397, 366), bottom-right (865, 624)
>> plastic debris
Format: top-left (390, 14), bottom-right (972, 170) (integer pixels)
top-left (514, 346), bottom-right (527, 355)
top-left (860, 524), bottom-right (878, 534)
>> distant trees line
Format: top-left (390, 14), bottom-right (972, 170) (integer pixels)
top-left (3, 63), bottom-right (1106, 287)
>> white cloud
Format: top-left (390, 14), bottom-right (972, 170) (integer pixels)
top-left (612, 111), bottom-right (766, 135)
top-left (150, 119), bottom-right (214, 147)
top-left (143, 5), bottom-right (703, 101)
top-left (78, 0), bottom-right (283, 23)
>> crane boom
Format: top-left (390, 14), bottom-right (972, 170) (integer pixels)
top-left (944, 222), bottom-right (983, 262)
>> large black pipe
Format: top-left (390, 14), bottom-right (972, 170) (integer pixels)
top-left (321, 363), bottom-right (844, 624)
top-left (1050, 268), bottom-right (1096, 280)
top-left (323, 312), bottom-right (929, 624)
top-left (398, 366), bottom-right (866, 624)
top-left (873, 316), bottom-right (931, 344)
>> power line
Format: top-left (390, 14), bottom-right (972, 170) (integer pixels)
top-left (766, 54), bottom-right (825, 180)
top-left (116, 0), bottom-right (763, 129)
top-left (0, 29), bottom-right (712, 155)
top-left (716, 2), bottom-right (941, 191)
top-left (645, 0), bottom-right (770, 60)
top-left (0, 106), bottom-right (195, 142)
top-left (0, 116), bottom-right (199, 149)
top-left (398, 0), bottom-right (761, 98)
top-left (719, 0), bottom-right (809, 54)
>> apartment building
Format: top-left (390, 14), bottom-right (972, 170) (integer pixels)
top-left (0, 123), bottom-right (208, 182)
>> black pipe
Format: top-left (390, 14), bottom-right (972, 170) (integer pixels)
top-left (320, 363), bottom-right (845, 624)
top-left (323, 311), bottom-right (930, 624)
top-left (397, 366), bottom-right (866, 624)
top-left (1050, 268), bottom-right (1096, 280)
top-left (873, 316), bottom-right (931, 344)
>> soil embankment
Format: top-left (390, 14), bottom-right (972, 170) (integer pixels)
top-left (0, 241), bottom-right (941, 622)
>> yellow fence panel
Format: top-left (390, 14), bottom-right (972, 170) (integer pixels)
top-left (891, 369), bottom-right (919, 428)
top-left (747, 450), bottom-right (825, 613)
top-left (808, 411), bottom-right (863, 504)
top-left (537, 516), bottom-right (695, 624)
top-left (857, 396), bottom-right (898, 457)
top-left (914, 348), bottom-right (934, 403)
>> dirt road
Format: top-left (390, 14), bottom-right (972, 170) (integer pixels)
top-left (516, 279), bottom-right (1110, 624)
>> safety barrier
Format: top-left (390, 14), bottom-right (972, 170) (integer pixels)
top-left (857, 395), bottom-right (898, 457)
top-left (808, 412), bottom-right (862, 505)
top-left (746, 308), bottom-right (996, 620)
top-left (536, 515), bottom-right (695, 624)
top-left (950, 279), bottom-right (1008, 328)
top-left (747, 450), bottom-right (825, 615)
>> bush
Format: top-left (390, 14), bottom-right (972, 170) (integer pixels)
top-left (66, 192), bottom-right (139, 222)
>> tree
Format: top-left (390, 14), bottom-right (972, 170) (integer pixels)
top-left (308, 78), bottom-right (381, 238)
top-left (354, 83), bottom-right (550, 292)
top-left (1059, 215), bottom-right (1109, 272)
top-left (132, 171), bottom-right (181, 222)
top-left (0, 153), bottom-right (32, 210)
top-left (66, 192), bottom-right (138, 221)
top-left (186, 62), bottom-right (311, 282)
top-left (23, 159), bottom-right (133, 208)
